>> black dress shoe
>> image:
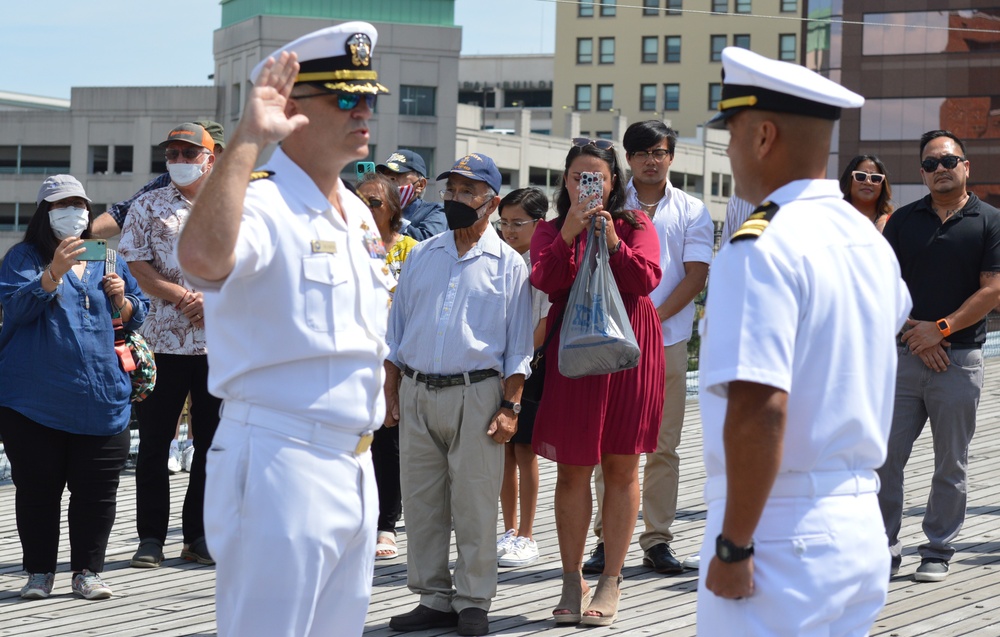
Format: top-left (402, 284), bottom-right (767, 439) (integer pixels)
top-left (389, 604), bottom-right (459, 632)
top-left (582, 542), bottom-right (605, 574)
top-left (643, 543), bottom-right (683, 574)
top-left (457, 607), bottom-right (490, 636)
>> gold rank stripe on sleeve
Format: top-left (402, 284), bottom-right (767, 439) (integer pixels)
top-left (730, 201), bottom-right (781, 243)
top-left (249, 170), bottom-right (275, 182)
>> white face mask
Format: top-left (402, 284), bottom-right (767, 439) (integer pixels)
top-left (167, 158), bottom-right (207, 187)
top-left (48, 207), bottom-right (90, 239)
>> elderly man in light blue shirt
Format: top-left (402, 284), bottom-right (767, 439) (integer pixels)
top-left (385, 153), bottom-right (533, 637)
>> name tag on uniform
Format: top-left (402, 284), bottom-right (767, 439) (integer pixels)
top-left (311, 240), bottom-right (337, 254)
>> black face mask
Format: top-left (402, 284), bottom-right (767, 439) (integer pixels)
top-left (444, 200), bottom-right (483, 230)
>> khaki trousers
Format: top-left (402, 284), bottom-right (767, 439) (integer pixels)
top-left (594, 341), bottom-right (689, 549)
top-left (399, 374), bottom-right (504, 613)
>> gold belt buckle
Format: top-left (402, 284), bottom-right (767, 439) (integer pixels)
top-left (355, 433), bottom-right (374, 455)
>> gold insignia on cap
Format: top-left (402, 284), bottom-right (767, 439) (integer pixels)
top-left (730, 201), bottom-right (780, 243)
top-left (717, 95), bottom-right (759, 112)
top-left (347, 33), bottom-right (372, 68)
top-left (388, 153), bottom-right (406, 163)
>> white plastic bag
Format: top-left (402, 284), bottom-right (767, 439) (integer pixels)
top-left (558, 217), bottom-right (640, 378)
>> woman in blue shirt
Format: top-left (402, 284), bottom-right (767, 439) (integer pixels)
top-left (0, 175), bottom-right (149, 601)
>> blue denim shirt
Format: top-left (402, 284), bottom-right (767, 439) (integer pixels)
top-left (400, 198), bottom-right (447, 241)
top-left (0, 243), bottom-right (149, 435)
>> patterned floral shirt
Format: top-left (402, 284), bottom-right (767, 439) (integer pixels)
top-left (118, 184), bottom-right (207, 355)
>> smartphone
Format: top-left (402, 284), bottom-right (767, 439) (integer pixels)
top-left (78, 239), bottom-right (108, 261)
top-left (355, 161), bottom-right (376, 181)
top-left (578, 171), bottom-right (604, 211)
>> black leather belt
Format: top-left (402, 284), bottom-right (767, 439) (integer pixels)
top-left (401, 365), bottom-right (499, 389)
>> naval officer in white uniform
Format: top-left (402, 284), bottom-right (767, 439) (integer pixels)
top-left (177, 23), bottom-right (394, 637)
top-left (696, 47), bottom-right (912, 636)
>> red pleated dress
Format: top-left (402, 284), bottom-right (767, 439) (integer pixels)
top-left (529, 211), bottom-right (666, 466)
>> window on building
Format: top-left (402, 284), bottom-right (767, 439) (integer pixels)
top-left (781, 0), bottom-right (797, 11)
top-left (579, 0), bottom-right (594, 16)
top-left (712, 0), bottom-right (727, 13)
top-left (400, 85), bottom-right (436, 116)
top-left (504, 89), bottom-right (552, 107)
top-left (577, 38), bottom-right (594, 64)
top-left (459, 90), bottom-right (497, 107)
top-left (151, 146), bottom-right (167, 175)
top-left (640, 84), bottom-right (657, 110)
top-left (89, 146), bottom-right (109, 174)
top-left (779, 34), bottom-right (797, 61)
top-left (711, 35), bottom-right (726, 61)
top-left (665, 36), bottom-right (681, 62)
top-left (597, 84), bottom-right (614, 111)
top-left (575, 85), bottom-right (592, 111)
top-left (231, 82), bottom-right (242, 117)
top-left (19, 146), bottom-right (70, 175)
top-left (643, 0), bottom-right (659, 15)
top-left (599, 38), bottom-right (615, 64)
top-left (711, 173), bottom-right (733, 197)
top-left (0, 203), bottom-right (20, 231)
top-left (114, 145), bottom-right (133, 175)
top-left (734, 34), bottom-right (750, 49)
top-left (735, 0), bottom-right (751, 13)
top-left (709, 83), bottom-right (722, 110)
top-left (0, 146), bottom-right (16, 174)
top-left (666, 0), bottom-right (682, 15)
top-left (642, 37), bottom-right (659, 63)
top-left (599, 0), bottom-right (616, 16)
top-left (664, 84), bottom-right (680, 110)
top-left (596, 131), bottom-right (614, 140)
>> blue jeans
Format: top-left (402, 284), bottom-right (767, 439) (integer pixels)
top-left (877, 346), bottom-right (983, 562)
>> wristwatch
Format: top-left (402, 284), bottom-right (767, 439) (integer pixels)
top-left (936, 318), bottom-right (952, 338)
top-left (500, 400), bottom-right (522, 414)
top-left (715, 534), bottom-right (754, 563)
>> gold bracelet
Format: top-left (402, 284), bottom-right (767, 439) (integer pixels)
top-left (45, 266), bottom-right (62, 286)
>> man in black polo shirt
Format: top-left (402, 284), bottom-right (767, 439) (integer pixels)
top-left (878, 130), bottom-right (1000, 583)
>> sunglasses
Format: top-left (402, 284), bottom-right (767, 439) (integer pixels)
top-left (294, 91), bottom-right (378, 111)
top-left (165, 148), bottom-right (209, 161)
top-left (921, 154), bottom-right (965, 172)
top-left (852, 171), bottom-right (885, 185)
top-left (572, 137), bottom-right (615, 150)
top-left (364, 197), bottom-right (383, 209)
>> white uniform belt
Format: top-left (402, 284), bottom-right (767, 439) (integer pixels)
top-left (705, 470), bottom-right (879, 502)
top-left (221, 400), bottom-right (374, 455)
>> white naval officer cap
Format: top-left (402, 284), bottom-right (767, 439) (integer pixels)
top-left (249, 21), bottom-right (389, 95)
top-left (706, 46), bottom-right (864, 129)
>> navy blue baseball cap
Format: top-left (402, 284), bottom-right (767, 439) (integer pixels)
top-left (436, 153), bottom-right (502, 194)
top-left (377, 149), bottom-right (427, 178)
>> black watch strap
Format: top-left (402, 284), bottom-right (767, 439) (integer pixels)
top-left (716, 534), bottom-right (754, 563)
top-left (500, 400), bottom-right (521, 414)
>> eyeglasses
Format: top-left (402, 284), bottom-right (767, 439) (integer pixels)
top-left (852, 171), bottom-right (885, 185)
top-left (293, 91), bottom-right (377, 111)
top-left (364, 197), bottom-right (383, 209)
top-left (440, 190), bottom-right (489, 205)
top-left (165, 148), bottom-right (209, 161)
top-left (631, 149), bottom-right (672, 161)
top-left (921, 155), bottom-right (965, 172)
top-left (572, 137), bottom-right (615, 150)
top-left (498, 219), bottom-right (538, 230)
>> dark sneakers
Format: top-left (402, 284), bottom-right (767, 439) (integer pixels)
top-left (643, 543), bottom-right (684, 574)
top-left (914, 558), bottom-right (949, 582)
top-left (389, 605), bottom-right (459, 632)
top-left (582, 542), bottom-right (606, 575)
top-left (180, 537), bottom-right (215, 565)
top-left (457, 608), bottom-right (490, 636)
top-left (130, 539), bottom-right (164, 568)
top-left (890, 554), bottom-right (901, 577)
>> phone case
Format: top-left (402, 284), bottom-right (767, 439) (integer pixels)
top-left (78, 240), bottom-right (108, 261)
top-left (578, 172), bottom-right (604, 211)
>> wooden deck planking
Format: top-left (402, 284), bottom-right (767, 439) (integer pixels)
top-left (2, 361), bottom-right (1000, 635)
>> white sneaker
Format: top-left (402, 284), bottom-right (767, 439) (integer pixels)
top-left (496, 529), bottom-right (518, 558)
top-left (499, 536), bottom-right (539, 567)
top-left (72, 569), bottom-right (112, 600)
top-left (167, 440), bottom-right (182, 474)
top-left (682, 554), bottom-right (701, 570)
top-left (181, 444), bottom-right (195, 473)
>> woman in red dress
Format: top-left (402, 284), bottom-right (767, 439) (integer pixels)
top-left (530, 139), bottom-right (664, 627)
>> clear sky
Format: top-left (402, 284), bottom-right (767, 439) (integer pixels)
top-left (2, 0), bottom-right (555, 100)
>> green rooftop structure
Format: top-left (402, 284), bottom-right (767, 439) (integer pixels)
top-left (220, 0), bottom-right (456, 28)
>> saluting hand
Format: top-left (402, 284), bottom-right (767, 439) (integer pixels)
top-left (240, 51), bottom-right (309, 146)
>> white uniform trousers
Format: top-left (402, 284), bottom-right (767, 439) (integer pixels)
top-left (205, 406), bottom-right (377, 637)
top-left (697, 484), bottom-right (889, 637)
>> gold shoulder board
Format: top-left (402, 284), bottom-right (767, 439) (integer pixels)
top-left (730, 201), bottom-right (781, 243)
top-left (249, 170), bottom-right (275, 182)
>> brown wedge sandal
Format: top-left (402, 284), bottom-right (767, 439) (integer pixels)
top-left (553, 571), bottom-right (593, 624)
top-left (581, 573), bottom-right (623, 627)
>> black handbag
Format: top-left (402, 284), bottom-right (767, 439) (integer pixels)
top-left (522, 306), bottom-right (566, 405)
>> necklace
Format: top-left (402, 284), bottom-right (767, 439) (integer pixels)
top-left (636, 195), bottom-right (663, 208)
